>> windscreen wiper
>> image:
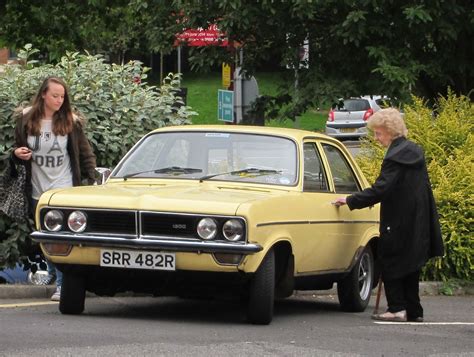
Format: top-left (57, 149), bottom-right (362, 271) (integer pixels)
top-left (199, 168), bottom-right (281, 182)
top-left (154, 166), bottom-right (203, 174)
top-left (123, 166), bottom-right (202, 180)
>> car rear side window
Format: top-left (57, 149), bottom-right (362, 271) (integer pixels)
top-left (322, 144), bottom-right (360, 193)
top-left (303, 143), bottom-right (329, 192)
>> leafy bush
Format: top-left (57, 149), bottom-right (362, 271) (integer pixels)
top-left (357, 92), bottom-right (473, 281)
top-left (0, 45), bottom-right (196, 269)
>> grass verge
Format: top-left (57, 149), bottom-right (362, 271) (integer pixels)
top-left (182, 72), bottom-right (326, 132)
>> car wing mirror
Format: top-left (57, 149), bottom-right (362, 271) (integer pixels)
top-left (95, 167), bottom-right (112, 185)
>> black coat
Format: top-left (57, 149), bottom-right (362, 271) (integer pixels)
top-left (347, 137), bottom-right (444, 280)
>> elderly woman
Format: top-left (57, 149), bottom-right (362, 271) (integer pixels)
top-left (335, 108), bottom-right (444, 322)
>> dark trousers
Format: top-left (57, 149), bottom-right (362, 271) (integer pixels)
top-left (384, 270), bottom-right (423, 319)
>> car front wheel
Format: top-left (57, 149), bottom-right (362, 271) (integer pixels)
top-left (59, 272), bottom-right (86, 315)
top-left (247, 249), bottom-right (275, 325)
top-left (337, 246), bottom-right (374, 312)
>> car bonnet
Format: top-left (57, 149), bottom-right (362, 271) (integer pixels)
top-left (43, 182), bottom-right (284, 216)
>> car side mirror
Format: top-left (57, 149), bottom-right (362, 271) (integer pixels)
top-left (95, 167), bottom-right (112, 185)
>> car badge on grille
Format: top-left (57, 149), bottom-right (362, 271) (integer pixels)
top-left (172, 224), bottom-right (187, 230)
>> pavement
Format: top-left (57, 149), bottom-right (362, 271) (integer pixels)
top-left (1, 281), bottom-right (472, 299)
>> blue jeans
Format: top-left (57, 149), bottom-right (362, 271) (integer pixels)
top-left (47, 262), bottom-right (63, 287)
top-left (31, 198), bottom-right (62, 288)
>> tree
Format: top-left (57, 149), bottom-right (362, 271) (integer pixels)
top-left (175, 0), bottom-right (473, 110)
top-left (0, 0), bottom-right (173, 63)
top-left (1, 0), bottom-right (472, 113)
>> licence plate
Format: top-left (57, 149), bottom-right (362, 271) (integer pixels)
top-left (100, 249), bottom-right (176, 271)
top-left (340, 128), bottom-right (356, 133)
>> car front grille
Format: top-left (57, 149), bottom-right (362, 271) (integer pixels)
top-left (141, 212), bottom-right (197, 238)
top-left (87, 210), bottom-right (137, 235)
top-left (40, 208), bottom-right (246, 242)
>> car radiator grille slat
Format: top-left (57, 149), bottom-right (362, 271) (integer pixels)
top-left (87, 211), bottom-right (136, 235)
top-left (141, 213), bottom-right (197, 238)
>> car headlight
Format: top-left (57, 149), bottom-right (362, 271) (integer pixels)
top-left (67, 211), bottom-right (87, 233)
top-left (44, 210), bottom-right (64, 232)
top-left (222, 219), bottom-right (244, 242)
top-left (197, 218), bottom-right (217, 240)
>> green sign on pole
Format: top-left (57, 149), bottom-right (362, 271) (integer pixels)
top-left (218, 89), bottom-right (234, 122)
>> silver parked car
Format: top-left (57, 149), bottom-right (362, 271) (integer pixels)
top-left (325, 96), bottom-right (383, 139)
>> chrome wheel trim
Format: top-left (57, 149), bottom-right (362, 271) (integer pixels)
top-left (358, 252), bottom-right (372, 300)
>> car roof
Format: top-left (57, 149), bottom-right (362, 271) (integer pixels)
top-left (149, 125), bottom-right (339, 144)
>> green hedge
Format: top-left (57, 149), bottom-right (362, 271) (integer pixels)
top-left (0, 45), bottom-right (196, 269)
top-left (357, 92), bottom-right (473, 281)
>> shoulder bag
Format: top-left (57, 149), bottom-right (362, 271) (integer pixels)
top-left (0, 157), bottom-right (29, 222)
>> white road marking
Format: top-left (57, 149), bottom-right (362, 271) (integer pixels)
top-left (374, 321), bottom-right (474, 325)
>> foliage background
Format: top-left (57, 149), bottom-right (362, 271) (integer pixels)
top-left (1, 1), bottom-right (472, 121)
top-left (357, 93), bottom-right (473, 281)
top-left (0, 45), bottom-right (195, 268)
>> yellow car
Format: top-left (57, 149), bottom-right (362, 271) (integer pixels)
top-left (32, 125), bottom-right (380, 324)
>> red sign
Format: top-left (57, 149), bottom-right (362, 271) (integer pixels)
top-left (176, 24), bottom-right (228, 47)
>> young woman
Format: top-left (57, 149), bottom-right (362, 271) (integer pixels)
top-left (334, 108), bottom-right (444, 322)
top-left (12, 76), bottom-right (96, 301)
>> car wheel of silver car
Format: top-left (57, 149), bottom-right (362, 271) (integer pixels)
top-left (247, 249), bottom-right (275, 325)
top-left (337, 246), bottom-right (374, 312)
top-left (59, 272), bottom-right (86, 315)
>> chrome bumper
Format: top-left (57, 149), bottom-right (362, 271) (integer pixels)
top-left (31, 231), bottom-right (262, 254)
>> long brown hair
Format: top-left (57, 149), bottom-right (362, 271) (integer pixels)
top-left (26, 76), bottom-right (74, 136)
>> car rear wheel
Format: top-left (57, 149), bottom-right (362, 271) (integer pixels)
top-left (247, 249), bottom-right (275, 325)
top-left (337, 246), bottom-right (374, 312)
top-left (59, 272), bottom-right (86, 315)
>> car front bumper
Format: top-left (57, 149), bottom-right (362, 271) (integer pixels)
top-left (31, 231), bottom-right (262, 255)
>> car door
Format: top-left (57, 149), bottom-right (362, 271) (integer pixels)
top-left (295, 141), bottom-right (352, 273)
top-left (320, 141), bottom-right (377, 269)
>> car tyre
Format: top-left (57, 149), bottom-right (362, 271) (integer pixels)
top-left (247, 249), bottom-right (275, 325)
top-left (337, 246), bottom-right (374, 312)
top-left (59, 272), bottom-right (86, 315)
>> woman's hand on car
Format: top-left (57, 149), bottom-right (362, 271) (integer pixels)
top-left (332, 197), bottom-right (347, 207)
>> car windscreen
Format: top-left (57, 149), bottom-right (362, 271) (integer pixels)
top-left (336, 99), bottom-right (370, 112)
top-left (112, 132), bottom-right (298, 186)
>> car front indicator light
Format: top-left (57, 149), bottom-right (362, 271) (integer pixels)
top-left (42, 243), bottom-right (72, 256)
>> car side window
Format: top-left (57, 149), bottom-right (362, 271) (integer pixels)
top-left (322, 144), bottom-right (360, 193)
top-left (303, 143), bottom-right (328, 192)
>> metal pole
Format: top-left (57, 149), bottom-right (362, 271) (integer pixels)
top-left (373, 277), bottom-right (384, 315)
top-left (234, 48), bottom-right (244, 124)
top-left (294, 68), bottom-right (300, 128)
top-left (177, 46), bottom-right (182, 73)
top-left (160, 51), bottom-right (163, 84)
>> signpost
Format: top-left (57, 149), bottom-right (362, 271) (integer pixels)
top-left (218, 90), bottom-right (234, 122)
top-left (177, 25), bottom-right (261, 124)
